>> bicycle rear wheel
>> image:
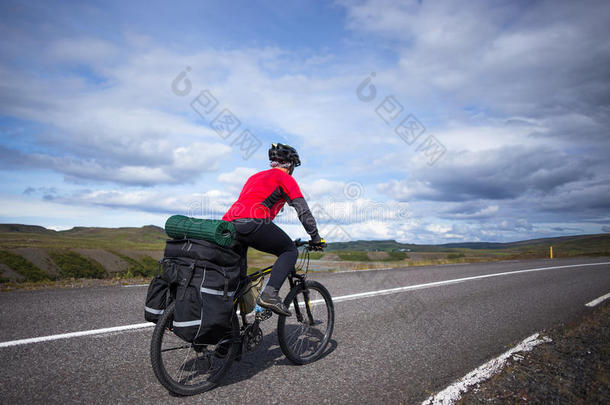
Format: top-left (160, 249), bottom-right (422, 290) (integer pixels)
top-left (150, 301), bottom-right (240, 396)
top-left (277, 280), bottom-right (334, 364)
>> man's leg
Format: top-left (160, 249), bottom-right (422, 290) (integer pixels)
top-left (239, 221), bottom-right (298, 288)
top-left (239, 221), bottom-right (297, 315)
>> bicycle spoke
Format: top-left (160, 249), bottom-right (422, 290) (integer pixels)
top-left (288, 321), bottom-right (307, 346)
top-left (286, 325), bottom-right (301, 347)
top-left (151, 301), bottom-right (240, 396)
top-left (290, 330), bottom-right (302, 352)
top-left (278, 281), bottom-right (334, 364)
top-left (290, 323), bottom-right (308, 354)
top-left (296, 331), bottom-right (308, 355)
top-left (187, 350), bottom-right (199, 382)
top-left (177, 345), bottom-right (190, 383)
top-left (160, 344), bottom-right (191, 353)
top-left (288, 324), bottom-right (305, 349)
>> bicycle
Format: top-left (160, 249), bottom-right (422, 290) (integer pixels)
top-left (150, 239), bottom-right (335, 396)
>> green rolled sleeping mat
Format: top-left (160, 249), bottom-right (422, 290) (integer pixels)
top-left (164, 215), bottom-right (236, 247)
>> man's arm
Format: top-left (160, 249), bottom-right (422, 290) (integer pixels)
top-left (290, 197), bottom-right (321, 243)
top-left (277, 173), bottom-right (322, 243)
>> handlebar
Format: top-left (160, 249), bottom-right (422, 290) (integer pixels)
top-left (294, 238), bottom-right (327, 251)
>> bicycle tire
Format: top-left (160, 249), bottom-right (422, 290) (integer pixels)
top-left (277, 280), bottom-right (334, 364)
top-left (150, 301), bottom-right (240, 396)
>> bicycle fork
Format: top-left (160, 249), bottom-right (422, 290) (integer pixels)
top-left (289, 278), bottom-right (316, 325)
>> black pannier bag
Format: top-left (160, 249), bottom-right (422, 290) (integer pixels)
top-left (144, 274), bottom-right (170, 323)
top-left (163, 238), bottom-right (244, 343)
top-left (145, 256), bottom-right (181, 324)
top-left (144, 258), bottom-right (180, 323)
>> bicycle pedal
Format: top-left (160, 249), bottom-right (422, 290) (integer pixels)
top-left (255, 308), bottom-right (273, 321)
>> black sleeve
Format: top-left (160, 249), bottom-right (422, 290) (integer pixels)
top-left (290, 197), bottom-right (321, 242)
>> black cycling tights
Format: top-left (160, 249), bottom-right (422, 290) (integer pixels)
top-left (233, 219), bottom-right (298, 291)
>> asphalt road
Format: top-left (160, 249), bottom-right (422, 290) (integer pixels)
top-left (1, 257), bottom-right (609, 404)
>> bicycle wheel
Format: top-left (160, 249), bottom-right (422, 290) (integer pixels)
top-left (150, 301), bottom-right (240, 396)
top-left (277, 280), bottom-right (334, 364)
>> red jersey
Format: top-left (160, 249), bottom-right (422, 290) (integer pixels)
top-left (222, 168), bottom-right (304, 221)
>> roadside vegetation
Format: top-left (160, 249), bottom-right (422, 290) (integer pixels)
top-left (324, 250), bottom-right (408, 262)
top-left (0, 250), bottom-right (50, 282)
top-left (48, 251), bottom-right (107, 279)
top-left (308, 252), bottom-right (324, 260)
top-left (109, 251), bottom-right (158, 278)
top-left (385, 251), bottom-right (408, 261)
top-left (337, 251), bottom-right (370, 261)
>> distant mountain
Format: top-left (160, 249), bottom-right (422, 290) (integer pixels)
top-left (0, 224), bottom-right (57, 234)
top-left (0, 223), bottom-right (167, 250)
top-left (58, 225), bottom-right (166, 244)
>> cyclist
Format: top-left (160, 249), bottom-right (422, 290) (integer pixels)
top-left (222, 143), bottom-right (325, 316)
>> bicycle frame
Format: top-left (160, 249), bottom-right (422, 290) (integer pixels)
top-left (233, 243), bottom-right (315, 329)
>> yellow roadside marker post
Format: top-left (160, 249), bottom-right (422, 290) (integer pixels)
top-left (550, 246), bottom-right (553, 259)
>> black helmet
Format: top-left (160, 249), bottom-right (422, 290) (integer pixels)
top-left (268, 143), bottom-right (301, 167)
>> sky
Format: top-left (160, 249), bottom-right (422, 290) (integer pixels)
top-left (0, 0), bottom-right (609, 244)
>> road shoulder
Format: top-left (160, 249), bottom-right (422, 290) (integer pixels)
top-left (457, 300), bottom-right (609, 404)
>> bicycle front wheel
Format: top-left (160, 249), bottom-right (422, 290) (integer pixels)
top-left (277, 280), bottom-right (334, 364)
top-left (150, 301), bottom-right (240, 396)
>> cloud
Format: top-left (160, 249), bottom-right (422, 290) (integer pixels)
top-left (0, 53), bottom-right (238, 185)
top-left (1, 141), bottom-right (232, 186)
top-left (22, 186), bottom-right (58, 201)
top-left (217, 166), bottom-right (258, 192)
top-left (379, 145), bottom-right (594, 202)
top-left (301, 179), bottom-right (349, 199)
top-left (536, 177), bottom-right (610, 214)
top-left (53, 188), bottom-right (234, 217)
top-left (0, 195), bottom-right (166, 228)
top-left (46, 37), bottom-right (121, 65)
top-left (0, 40), bottom-right (390, 186)
top-left (440, 203), bottom-right (499, 220)
top-left (341, 0), bottom-right (610, 120)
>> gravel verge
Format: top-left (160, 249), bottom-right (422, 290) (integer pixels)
top-left (457, 300), bottom-right (610, 404)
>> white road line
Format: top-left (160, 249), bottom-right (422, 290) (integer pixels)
top-left (1, 261), bottom-right (608, 348)
top-left (325, 261), bottom-right (610, 305)
top-left (318, 267), bottom-right (394, 274)
top-left (585, 292), bottom-right (610, 307)
top-left (422, 333), bottom-right (552, 405)
top-left (0, 323), bottom-right (154, 348)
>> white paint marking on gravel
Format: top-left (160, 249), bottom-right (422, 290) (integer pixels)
top-left (0, 323), bottom-right (154, 348)
top-left (422, 333), bottom-right (552, 405)
top-left (585, 292), bottom-right (610, 307)
top-left (1, 261), bottom-right (607, 348)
